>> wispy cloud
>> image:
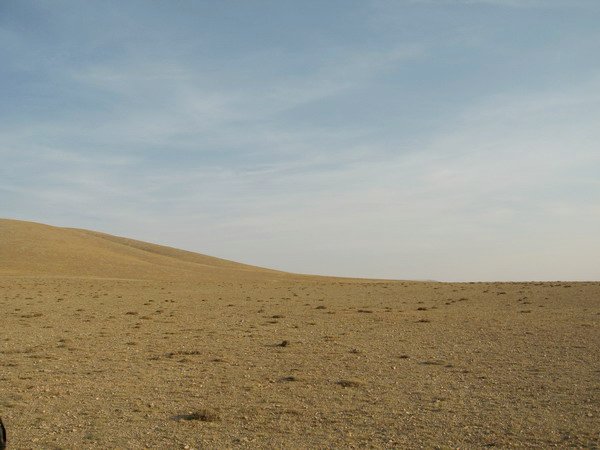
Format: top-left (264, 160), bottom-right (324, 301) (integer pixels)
top-left (405, 0), bottom-right (595, 8)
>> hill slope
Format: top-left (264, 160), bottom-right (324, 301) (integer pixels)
top-left (0, 218), bottom-right (283, 280)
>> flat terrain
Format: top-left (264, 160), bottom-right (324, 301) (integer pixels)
top-left (1, 220), bottom-right (599, 448)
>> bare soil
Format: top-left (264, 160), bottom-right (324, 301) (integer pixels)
top-left (0, 220), bottom-right (598, 448)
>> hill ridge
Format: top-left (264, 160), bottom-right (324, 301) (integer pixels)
top-left (0, 218), bottom-right (283, 280)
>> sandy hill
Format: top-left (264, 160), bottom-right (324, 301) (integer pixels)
top-left (0, 218), bottom-right (283, 280)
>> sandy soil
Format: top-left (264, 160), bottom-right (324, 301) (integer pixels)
top-left (0, 220), bottom-right (599, 448)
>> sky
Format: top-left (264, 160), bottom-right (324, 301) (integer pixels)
top-left (1, 0), bottom-right (600, 281)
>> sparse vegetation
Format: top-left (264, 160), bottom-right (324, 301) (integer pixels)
top-left (174, 409), bottom-right (220, 422)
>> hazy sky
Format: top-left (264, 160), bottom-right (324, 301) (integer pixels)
top-left (2, 0), bottom-right (599, 281)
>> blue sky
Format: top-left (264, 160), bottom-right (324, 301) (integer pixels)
top-left (1, 0), bottom-right (599, 281)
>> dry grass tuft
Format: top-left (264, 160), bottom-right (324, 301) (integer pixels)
top-left (174, 409), bottom-right (220, 422)
top-left (336, 379), bottom-right (363, 388)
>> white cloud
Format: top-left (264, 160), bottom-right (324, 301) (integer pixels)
top-left (405, 0), bottom-right (594, 8)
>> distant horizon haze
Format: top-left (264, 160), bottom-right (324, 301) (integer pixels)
top-left (1, 217), bottom-right (596, 283)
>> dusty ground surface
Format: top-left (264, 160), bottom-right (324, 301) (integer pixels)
top-left (1, 277), bottom-right (599, 449)
top-left (0, 220), bottom-right (599, 448)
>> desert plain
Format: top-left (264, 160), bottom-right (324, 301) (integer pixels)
top-left (0, 218), bottom-right (598, 448)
